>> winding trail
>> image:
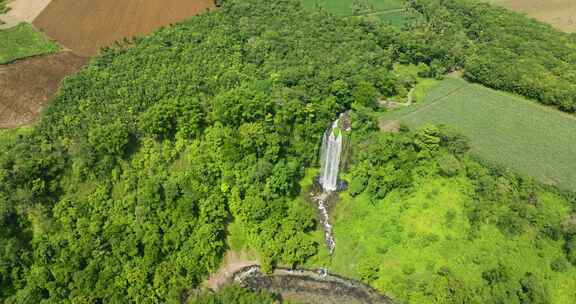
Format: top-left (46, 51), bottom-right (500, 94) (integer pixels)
top-left (205, 251), bottom-right (258, 291)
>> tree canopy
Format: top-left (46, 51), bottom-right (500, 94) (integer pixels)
top-left (0, 0), bottom-right (402, 302)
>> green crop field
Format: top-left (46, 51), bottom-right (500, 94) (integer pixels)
top-left (380, 77), bottom-right (576, 190)
top-left (0, 23), bottom-right (60, 64)
top-left (301, 0), bottom-right (404, 15)
top-left (301, 0), bottom-right (407, 27)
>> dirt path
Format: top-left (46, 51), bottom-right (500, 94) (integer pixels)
top-left (204, 250), bottom-right (259, 291)
top-left (0, 52), bottom-right (87, 128)
top-left (0, 0), bottom-right (52, 29)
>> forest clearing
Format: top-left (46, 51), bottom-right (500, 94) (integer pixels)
top-left (33, 0), bottom-right (215, 56)
top-left (380, 77), bottom-right (576, 190)
top-left (484, 0), bottom-right (576, 32)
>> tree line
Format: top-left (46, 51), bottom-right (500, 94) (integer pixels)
top-left (368, 0), bottom-right (576, 112)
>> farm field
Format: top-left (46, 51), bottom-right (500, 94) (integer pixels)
top-left (301, 0), bottom-right (403, 15)
top-left (33, 0), bottom-right (215, 56)
top-left (0, 51), bottom-right (87, 128)
top-left (484, 0), bottom-right (576, 32)
top-left (301, 0), bottom-right (407, 27)
top-left (379, 77), bottom-right (576, 190)
top-left (0, 22), bottom-right (59, 64)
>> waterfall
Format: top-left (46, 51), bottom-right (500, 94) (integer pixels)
top-left (319, 119), bottom-right (343, 192)
top-left (316, 116), bottom-right (345, 255)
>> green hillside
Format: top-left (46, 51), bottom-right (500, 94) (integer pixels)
top-left (2, 0), bottom-right (576, 303)
top-left (307, 129), bottom-right (576, 303)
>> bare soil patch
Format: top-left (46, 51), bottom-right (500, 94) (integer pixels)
top-left (379, 120), bottom-right (400, 133)
top-left (205, 250), bottom-right (259, 291)
top-left (487, 0), bottom-right (576, 32)
top-left (0, 0), bottom-right (52, 28)
top-left (33, 0), bottom-right (215, 56)
top-left (0, 52), bottom-right (87, 128)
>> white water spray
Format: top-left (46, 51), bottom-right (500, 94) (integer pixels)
top-left (319, 119), bottom-right (343, 192)
top-left (316, 116), bottom-right (345, 255)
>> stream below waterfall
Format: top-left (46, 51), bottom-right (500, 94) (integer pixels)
top-left (315, 113), bottom-right (349, 255)
top-left (233, 265), bottom-right (394, 304)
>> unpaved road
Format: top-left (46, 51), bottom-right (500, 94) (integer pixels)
top-left (205, 250), bottom-right (258, 291)
top-left (0, 52), bottom-right (87, 128)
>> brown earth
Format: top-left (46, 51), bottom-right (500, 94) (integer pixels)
top-left (486, 0), bottom-right (576, 32)
top-left (205, 250), bottom-right (259, 291)
top-left (0, 52), bottom-right (87, 128)
top-left (33, 0), bottom-right (215, 56)
top-left (379, 120), bottom-right (400, 133)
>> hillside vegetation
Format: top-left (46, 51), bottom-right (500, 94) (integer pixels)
top-left (0, 1), bottom-right (402, 302)
top-left (1, 0), bottom-right (576, 303)
top-left (309, 126), bottom-right (576, 303)
top-left (385, 0), bottom-right (576, 111)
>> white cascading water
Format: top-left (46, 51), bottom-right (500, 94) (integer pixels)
top-left (316, 117), bottom-right (343, 255)
top-left (319, 119), bottom-right (343, 192)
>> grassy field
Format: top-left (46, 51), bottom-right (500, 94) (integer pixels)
top-left (301, 0), bottom-right (403, 15)
top-left (380, 77), bottom-right (576, 190)
top-left (307, 175), bottom-right (576, 303)
top-left (0, 23), bottom-right (59, 64)
top-left (301, 0), bottom-right (407, 27)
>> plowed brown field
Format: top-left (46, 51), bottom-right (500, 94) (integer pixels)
top-left (0, 52), bottom-right (87, 128)
top-left (33, 0), bottom-right (215, 56)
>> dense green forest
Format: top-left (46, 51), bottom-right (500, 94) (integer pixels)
top-left (380, 0), bottom-right (576, 111)
top-left (0, 0), bottom-right (401, 302)
top-left (1, 0), bottom-right (576, 303)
